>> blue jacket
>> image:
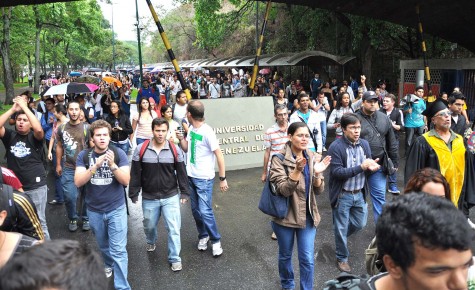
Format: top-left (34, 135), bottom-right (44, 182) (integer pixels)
top-left (327, 136), bottom-right (372, 208)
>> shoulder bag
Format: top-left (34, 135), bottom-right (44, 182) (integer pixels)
top-left (365, 118), bottom-right (397, 175)
top-left (258, 153), bottom-right (290, 219)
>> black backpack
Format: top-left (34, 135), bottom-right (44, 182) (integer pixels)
top-left (323, 273), bottom-right (371, 290)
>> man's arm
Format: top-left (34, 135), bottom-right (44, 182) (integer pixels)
top-left (0, 105), bottom-right (18, 138)
top-left (55, 139), bottom-right (64, 176)
top-left (261, 147), bottom-right (271, 182)
top-left (214, 148), bottom-right (228, 192)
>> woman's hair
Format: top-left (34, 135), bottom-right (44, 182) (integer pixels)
top-left (287, 122), bottom-right (308, 136)
top-left (138, 98), bottom-right (152, 122)
top-left (404, 168), bottom-right (451, 200)
top-left (54, 104), bottom-right (67, 116)
top-left (336, 92), bottom-right (352, 110)
top-left (160, 104), bottom-right (172, 118)
top-left (110, 100), bottom-right (122, 117)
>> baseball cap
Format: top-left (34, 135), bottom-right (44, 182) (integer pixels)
top-left (362, 91), bottom-right (378, 101)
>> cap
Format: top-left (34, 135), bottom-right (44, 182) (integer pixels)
top-left (362, 91), bottom-right (378, 101)
top-left (422, 99), bottom-right (448, 120)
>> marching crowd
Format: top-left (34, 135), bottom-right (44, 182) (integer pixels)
top-left (0, 70), bottom-right (474, 290)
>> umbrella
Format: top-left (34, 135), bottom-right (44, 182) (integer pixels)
top-left (259, 68), bottom-right (271, 75)
top-left (47, 78), bottom-right (59, 85)
top-left (151, 66), bottom-right (161, 73)
top-left (43, 82), bottom-right (99, 96)
top-left (69, 71), bottom-right (82, 77)
top-left (102, 76), bottom-right (122, 87)
top-left (76, 75), bottom-right (100, 85)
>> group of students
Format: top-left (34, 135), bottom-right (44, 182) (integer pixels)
top-left (0, 82), bottom-right (230, 290)
top-left (262, 81), bottom-right (475, 289)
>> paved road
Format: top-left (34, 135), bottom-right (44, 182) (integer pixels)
top-left (1, 110), bottom-right (473, 289)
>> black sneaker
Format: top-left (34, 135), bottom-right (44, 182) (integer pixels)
top-left (48, 199), bottom-right (64, 205)
top-left (69, 220), bottom-right (78, 232)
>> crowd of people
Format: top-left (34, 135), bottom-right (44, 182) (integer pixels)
top-left (1, 68), bottom-right (475, 290)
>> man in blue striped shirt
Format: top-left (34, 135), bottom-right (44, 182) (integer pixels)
top-left (327, 113), bottom-right (380, 273)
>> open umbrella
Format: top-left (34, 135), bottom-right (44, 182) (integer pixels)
top-left (76, 75), bottom-right (100, 85)
top-left (69, 71), bottom-right (82, 77)
top-left (102, 76), bottom-right (122, 87)
top-left (259, 68), bottom-right (271, 75)
top-left (43, 82), bottom-right (99, 96)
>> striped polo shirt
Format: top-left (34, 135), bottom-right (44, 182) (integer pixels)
top-left (264, 123), bottom-right (289, 157)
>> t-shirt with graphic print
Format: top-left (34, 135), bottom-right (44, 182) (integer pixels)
top-left (185, 123), bottom-right (219, 179)
top-left (57, 122), bottom-right (90, 169)
top-left (0, 129), bottom-right (46, 190)
top-left (76, 147), bottom-right (129, 213)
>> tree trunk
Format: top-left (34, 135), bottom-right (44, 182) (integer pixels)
top-left (33, 5), bottom-right (42, 94)
top-left (360, 31), bottom-right (374, 87)
top-left (0, 7), bottom-right (15, 105)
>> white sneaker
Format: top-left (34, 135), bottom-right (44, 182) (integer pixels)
top-left (212, 242), bottom-right (223, 257)
top-left (468, 218), bottom-right (475, 230)
top-left (171, 262), bottom-right (182, 272)
top-left (105, 267), bottom-right (113, 278)
top-left (197, 237), bottom-right (209, 251)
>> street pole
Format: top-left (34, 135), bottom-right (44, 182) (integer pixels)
top-left (135, 0), bottom-right (143, 82)
top-left (112, 2), bottom-right (116, 72)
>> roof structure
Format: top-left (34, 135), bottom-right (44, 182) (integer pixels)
top-left (255, 0), bottom-right (475, 53)
top-left (143, 50), bottom-right (355, 70)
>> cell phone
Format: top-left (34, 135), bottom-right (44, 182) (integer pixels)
top-left (335, 117), bottom-right (341, 124)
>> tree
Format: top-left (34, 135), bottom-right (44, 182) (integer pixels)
top-left (0, 7), bottom-right (14, 105)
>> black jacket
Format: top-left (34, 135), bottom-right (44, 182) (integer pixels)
top-left (106, 114), bottom-right (133, 142)
top-left (356, 110), bottom-right (399, 168)
top-left (451, 114), bottom-right (467, 136)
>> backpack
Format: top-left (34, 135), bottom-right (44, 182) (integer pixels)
top-left (323, 273), bottom-right (371, 290)
top-left (139, 139), bottom-right (178, 166)
top-left (365, 236), bottom-right (385, 276)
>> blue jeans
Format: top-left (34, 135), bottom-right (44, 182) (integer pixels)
top-left (367, 168), bottom-right (387, 223)
top-left (88, 204), bottom-right (130, 290)
top-left (136, 138), bottom-right (148, 145)
top-left (52, 150), bottom-right (64, 203)
top-left (24, 185), bottom-right (50, 240)
top-left (332, 191), bottom-right (367, 262)
top-left (271, 216), bottom-right (316, 290)
top-left (62, 167), bottom-right (88, 221)
top-left (320, 120), bottom-right (327, 148)
top-left (188, 177), bottom-right (221, 243)
top-left (387, 140), bottom-right (399, 187)
top-left (142, 195), bottom-right (181, 263)
top-left (111, 141), bottom-right (130, 155)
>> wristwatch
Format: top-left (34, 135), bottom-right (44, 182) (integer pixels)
top-left (110, 164), bottom-right (119, 172)
top-left (219, 176), bottom-right (226, 181)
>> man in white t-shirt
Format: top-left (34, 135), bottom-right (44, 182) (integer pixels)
top-left (173, 91), bottom-right (188, 125)
top-left (207, 78), bottom-right (221, 99)
top-left (169, 74), bottom-right (182, 104)
top-left (177, 100), bottom-right (229, 257)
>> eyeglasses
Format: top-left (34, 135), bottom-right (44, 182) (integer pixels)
top-left (347, 126), bottom-right (361, 131)
top-left (435, 111), bottom-right (452, 118)
top-left (276, 113), bottom-right (288, 117)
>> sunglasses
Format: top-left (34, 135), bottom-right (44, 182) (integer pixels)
top-left (435, 111), bottom-right (452, 118)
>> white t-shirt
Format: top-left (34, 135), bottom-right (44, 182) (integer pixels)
top-left (173, 103), bottom-right (187, 125)
top-left (170, 80), bottom-right (182, 95)
top-left (186, 123), bottom-right (219, 179)
top-left (208, 83), bottom-right (221, 99)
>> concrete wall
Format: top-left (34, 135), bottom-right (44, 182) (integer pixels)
top-left (200, 97), bottom-right (275, 171)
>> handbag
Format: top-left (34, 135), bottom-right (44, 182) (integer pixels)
top-left (365, 118), bottom-right (397, 175)
top-left (258, 153), bottom-right (290, 219)
top-left (297, 116), bottom-right (319, 150)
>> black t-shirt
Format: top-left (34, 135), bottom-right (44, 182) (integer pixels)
top-left (1, 129), bottom-right (46, 190)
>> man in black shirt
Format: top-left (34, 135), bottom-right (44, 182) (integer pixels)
top-left (0, 96), bottom-right (50, 240)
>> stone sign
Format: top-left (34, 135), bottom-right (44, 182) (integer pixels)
top-left (200, 97), bottom-right (275, 171)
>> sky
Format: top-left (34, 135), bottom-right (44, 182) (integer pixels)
top-left (99, 0), bottom-right (179, 42)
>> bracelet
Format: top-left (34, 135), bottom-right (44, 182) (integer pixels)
top-left (90, 168), bottom-right (96, 175)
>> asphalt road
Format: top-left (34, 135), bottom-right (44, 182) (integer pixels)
top-left (1, 106), bottom-right (473, 290)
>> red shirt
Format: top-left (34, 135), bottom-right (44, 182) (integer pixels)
top-left (2, 167), bottom-right (23, 190)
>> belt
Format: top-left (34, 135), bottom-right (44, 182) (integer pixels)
top-left (342, 189), bottom-right (362, 194)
